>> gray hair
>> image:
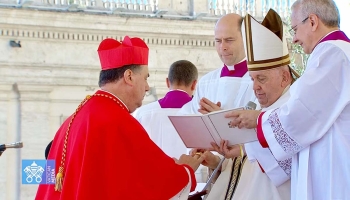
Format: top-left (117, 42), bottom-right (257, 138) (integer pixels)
top-left (292, 0), bottom-right (340, 28)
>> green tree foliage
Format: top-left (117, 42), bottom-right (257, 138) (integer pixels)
top-left (284, 16), bottom-right (309, 77)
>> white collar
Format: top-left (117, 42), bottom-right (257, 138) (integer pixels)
top-left (226, 57), bottom-right (246, 71)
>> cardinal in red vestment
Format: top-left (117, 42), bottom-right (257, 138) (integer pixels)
top-left (35, 36), bottom-right (204, 200)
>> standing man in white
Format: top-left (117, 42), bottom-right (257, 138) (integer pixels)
top-left (227, 0), bottom-right (350, 199)
top-left (178, 14), bottom-right (256, 194)
top-left (179, 14), bottom-right (256, 115)
top-left (196, 9), bottom-right (293, 200)
top-left (133, 60), bottom-right (198, 159)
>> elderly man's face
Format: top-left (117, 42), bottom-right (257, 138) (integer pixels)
top-left (291, 9), bottom-right (313, 54)
top-left (249, 68), bottom-right (286, 108)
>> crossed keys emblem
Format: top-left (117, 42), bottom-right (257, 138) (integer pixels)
top-left (23, 161), bottom-right (45, 183)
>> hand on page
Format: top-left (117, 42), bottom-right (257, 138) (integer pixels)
top-left (198, 97), bottom-right (221, 114)
top-left (225, 110), bottom-right (261, 129)
top-left (211, 140), bottom-right (241, 159)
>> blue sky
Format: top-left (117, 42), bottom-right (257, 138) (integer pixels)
top-left (334, 0), bottom-right (350, 35)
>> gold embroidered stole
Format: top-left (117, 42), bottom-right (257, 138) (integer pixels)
top-left (224, 156), bottom-right (247, 200)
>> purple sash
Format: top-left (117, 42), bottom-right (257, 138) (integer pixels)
top-left (220, 60), bottom-right (248, 78)
top-left (319, 30), bottom-right (350, 44)
top-left (158, 90), bottom-right (192, 108)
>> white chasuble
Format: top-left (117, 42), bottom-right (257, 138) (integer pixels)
top-left (179, 65), bottom-right (290, 199)
top-left (259, 39), bottom-right (350, 200)
top-left (206, 89), bottom-right (292, 200)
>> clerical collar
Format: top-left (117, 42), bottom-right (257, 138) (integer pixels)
top-left (225, 58), bottom-right (245, 71)
top-left (98, 89), bottom-right (129, 112)
top-left (220, 59), bottom-right (248, 78)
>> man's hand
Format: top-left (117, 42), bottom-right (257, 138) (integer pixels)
top-left (189, 148), bottom-right (206, 156)
top-left (210, 140), bottom-right (242, 159)
top-left (225, 110), bottom-right (261, 129)
top-left (175, 154), bottom-right (204, 171)
top-left (198, 97), bottom-right (222, 114)
top-left (189, 148), bottom-right (221, 170)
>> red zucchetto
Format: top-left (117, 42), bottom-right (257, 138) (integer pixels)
top-left (97, 36), bottom-right (149, 70)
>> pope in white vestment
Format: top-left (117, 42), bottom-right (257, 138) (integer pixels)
top-left (180, 11), bottom-right (291, 200)
top-left (256, 2), bottom-right (350, 199)
top-left (207, 87), bottom-right (291, 200)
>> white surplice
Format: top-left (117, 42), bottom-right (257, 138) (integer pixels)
top-left (259, 40), bottom-right (350, 200)
top-left (133, 101), bottom-right (188, 159)
top-left (179, 65), bottom-right (291, 199)
top-left (206, 88), bottom-right (291, 200)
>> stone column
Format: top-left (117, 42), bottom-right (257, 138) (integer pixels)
top-left (6, 83), bottom-right (21, 200)
top-left (158, 0), bottom-right (190, 15)
top-left (190, 0), bottom-right (208, 16)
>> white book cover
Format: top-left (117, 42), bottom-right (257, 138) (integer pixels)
top-left (168, 108), bottom-right (257, 148)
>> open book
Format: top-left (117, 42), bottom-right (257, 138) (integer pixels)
top-left (168, 108), bottom-right (257, 149)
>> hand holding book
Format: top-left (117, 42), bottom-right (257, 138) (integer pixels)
top-left (169, 101), bottom-right (258, 149)
top-left (226, 109), bottom-right (261, 129)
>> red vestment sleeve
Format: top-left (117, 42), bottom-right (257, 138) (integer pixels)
top-left (35, 90), bottom-right (193, 200)
top-left (181, 164), bottom-right (196, 191)
top-left (257, 111), bottom-right (269, 148)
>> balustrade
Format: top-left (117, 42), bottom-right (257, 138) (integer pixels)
top-left (0, 0), bottom-right (297, 20)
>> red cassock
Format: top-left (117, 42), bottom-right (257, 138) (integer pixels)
top-left (35, 90), bottom-right (196, 200)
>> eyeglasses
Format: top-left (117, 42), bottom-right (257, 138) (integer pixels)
top-left (289, 17), bottom-right (309, 37)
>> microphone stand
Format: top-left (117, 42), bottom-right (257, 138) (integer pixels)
top-left (0, 146), bottom-right (5, 157)
top-left (0, 142), bottom-right (23, 157)
top-left (188, 156), bottom-right (225, 200)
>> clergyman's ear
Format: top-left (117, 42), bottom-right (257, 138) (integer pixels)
top-left (191, 80), bottom-right (197, 91)
top-left (166, 78), bottom-right (170, 89)
top-left (124, 69), bottom-right (133, 85)
top-left (309, 14), bottom-right (318, 31)
top-left (281, 69), bottom-right (290, 87)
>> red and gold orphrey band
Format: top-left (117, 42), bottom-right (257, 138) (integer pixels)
top-left (55, 93), bottom-right (125, 192)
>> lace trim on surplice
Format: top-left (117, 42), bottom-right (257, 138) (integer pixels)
top-left (268, 110), bottom-right (303, 154)
top-left (277, 158), bottom-right (292, 177)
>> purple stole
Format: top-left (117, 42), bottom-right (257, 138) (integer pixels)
top-left (158, 90), bottom-right (192, 108)
top-left (220, 60), bottom-right (248, 78)
top-left (319, 30), bottom-right (350, 44)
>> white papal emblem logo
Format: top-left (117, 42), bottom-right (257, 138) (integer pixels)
top-left (23, 161), bottom-right (45, 183)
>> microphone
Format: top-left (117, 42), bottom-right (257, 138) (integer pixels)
top-left (245, 101), bottom-right (257, 110)
top-left (0, 142), bottom-right (23, 151)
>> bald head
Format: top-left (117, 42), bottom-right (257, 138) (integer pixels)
top-left (214, 13), bottom-right (245, 66)
top-left (215, 13), bottom-right (243, 32)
